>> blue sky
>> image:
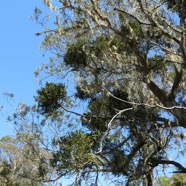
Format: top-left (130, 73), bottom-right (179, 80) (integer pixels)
top-left (0, 1), bottom-right (46, 136)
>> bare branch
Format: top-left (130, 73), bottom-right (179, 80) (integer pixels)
top-left (98, 107), bottom-right (133, 154)
top-left (152, 159), bottom-right (186, 173)
top-left (103, 87), bottom-right (186, 111)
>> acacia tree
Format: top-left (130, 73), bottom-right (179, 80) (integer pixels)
top-left (9, 0), bottom-right (186, 185)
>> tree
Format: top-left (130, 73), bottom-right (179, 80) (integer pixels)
top-left (8, 0), bottom-right (186, 185)
top-left (0, 134), bottom-right (53, 186)
top-left (156, 174), bottom-right (186, 186)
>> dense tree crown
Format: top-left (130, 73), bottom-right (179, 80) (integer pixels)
top-left (4, 0), bottom-right (186, 185)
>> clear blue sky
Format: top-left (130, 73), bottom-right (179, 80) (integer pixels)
top-left (0, 1), bottom-right (46, 136)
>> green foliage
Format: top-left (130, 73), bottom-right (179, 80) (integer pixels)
top-left (167, 1), bottom-right (183, 15)
top-left (0, 135), bottom-right (50, 186)
top-left (0, 161), bottom-right (11, 178)
top-left (108, 151), bottom-right (127, 176)
top-left (172, 174), bottom-right (186, 186)
top-left (64, 35), bottom-right (127, 72)
top-left (82, 88), bottom-right (157, 133)
top-left (51, 131), bottom-right (98, 175)
top-left (75, 86), bottom-right (93, 100)
top-left (156, 174), bottom-right (186, 186)
top-left (81, 89), bottom-right (130, 132)
top-left (0, 159), bottom-right (40, 186)
top-left (121, 20), bottom-right (143, 40)
top-left (148, 55), bottom-right (166, 72)
top-left (91, 35), bottom-right (127, 56)
top-left (35, 82), bottom-right (66, 115)
top-left (166, 0), bottom-right (186, 24)
top-left (156, 176), bottom-right (172, 186)
top-left (64, 41), bottom-right (87, 70)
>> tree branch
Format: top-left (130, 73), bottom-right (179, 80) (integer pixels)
top-left (168, 67), bottom-right (183, 100)
top-left (151, 159), bottom-right (186, 173)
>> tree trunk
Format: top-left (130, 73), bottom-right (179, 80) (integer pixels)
top-left (143, 172), bottom-right (152, 186)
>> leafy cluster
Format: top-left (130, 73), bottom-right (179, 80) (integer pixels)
top-left (35, 82), bottom-right (66, 115)
top-left (64, 41), bottom-right (87, 70)
top-left (51, 131), bottom-right (98, 176)
top-left (156, 174), bottom-right (186, 186)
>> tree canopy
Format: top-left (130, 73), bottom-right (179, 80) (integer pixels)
top-left (156, 174), bottom-right (186, 186)
top-left (5, 0), bottom-right (186, 185)
top-left (0, 134), bottom-right (51, 186)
